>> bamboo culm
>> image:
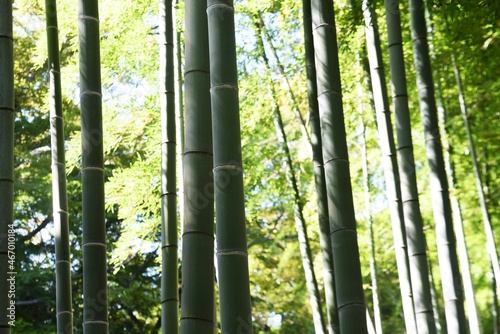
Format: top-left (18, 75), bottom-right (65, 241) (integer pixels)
top-left (78, 1), bottom-right (108, 332)
top-left (207, 1), bottom-right (254, 332)
top-left (159, 0), bottom-right (178, 333)
top-left (311, 0), bottom-right (367, 331)
top-left (302, 0), bottom-right (339, 331)
top-left (180, 0), bottom-right (215, 332)
top-left (408, 0), bottom-right (467, 331)
top-left (45, 0), bottom-right (74, 332)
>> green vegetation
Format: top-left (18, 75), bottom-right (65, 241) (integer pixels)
top-left (4, 0), bottom-right (500, 333)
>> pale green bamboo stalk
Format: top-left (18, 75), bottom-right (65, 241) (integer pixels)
top-left (302, 0), bottom-right (339, 331)
top-left (0, 1), bottom-right (14, 333)
top-left (259, 18), bottom-right (311, 146)
top-left (207, 1), bottom-right (253, 333)
top-left (451, 51), bottom-right (500, 303)
top-left (45, 1), bottom-right (73, 332)
top-left (160, 0), bottom-right (178, 333)
top-left (358, 112), bottom-right (382, 334)
top-left (362, 2), bottom-right (424, 332)
top-left (408, 0), bottom-right (467, 331)
top-left (180, 0), bottom-right (214, 332)
top-left (174, 0), bottom-right (184, 236)
top-left (432, 57), bottom-right (480, 333)
top-left (310, 0), bottom-right (367, 332)
top-left (425, 12), bottom-right (480, 332)
top-left (78, 1), bottom-right (108, 333)
top-left (384, 0), bottom-right (445, 332)
top-left (254, 17), bottom-right (327, 333)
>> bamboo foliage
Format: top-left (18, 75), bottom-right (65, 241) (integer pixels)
top-left (181, 0), bottom-right (215, 333)
top-left (408, 0), bottom-right (467, 332)
top-left (78, 1), bottom-right (108, 333)
top-left (0, 1), bottom-right (14, 333)
top-left (45, 0), bottom-right (73, 332)
top-left (302, 0), bottom-right (339, 331)
top-left (159, 0), bottom-right (178, 333)
top-left (362, 2), bottom-right (420, 332)
top-left (310, 0), bottom-right (367, 332)
top-left (207, 1), bottom-right (253, 332)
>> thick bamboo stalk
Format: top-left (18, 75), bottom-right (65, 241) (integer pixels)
top-left (0, 1), bottom-right (14, 333)
top-left (407, 0), bottom-right (467, 331)
top-left (425, 6), bottom-right (480, 333)
top-left (78, 1), bottom-right (108, 333)
top-left (383, 1), bottom-right (439, 332)
top-left (302, 0), bottom-right (339, 331)
top-left (180, 0), bottom-right (215, 332)
top-left (207, 1), bottom-right (253, 333)
top-left (45, 1), bottom-right (74, 332)
top-left (310, 0), bottom-right (367, 332)
top-left (160, 0), bottom-right (178, 333)
top-left (362, 2), bottom-right (426, 332)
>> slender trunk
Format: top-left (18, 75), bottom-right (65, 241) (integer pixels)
top-left (425, 7), bottom-right (481, 331)
top-left (434, 69), bottom-right (480, 334)
top-left (427, 248), bottom-right (444, 333)
top-left (78, 1), bottom-right (108, 333)
top-left (450, 51), bottom-right (500, 301)
top-left (160, 0), bottom-right (178, 333)
top-left (180, 1), bottom-right (214, 332)
top-left (207, 1), bottom-right (253, 333)
top-left (493, 262), bottom-right (499, 334)
top-left (408, 0), bottom-right (467, 331)
top-left (45, 1), bottom-right (73, 332)
top-left (271, 89), bottom-right (327, 334)
top-left (363, 2), bottom-right (430, 332)
top-left (384, 1), bottom-right (440, 333)
top-left (366, 309), bottom-right (377, 334)
top-left (174, 0), bottom-right (184, 238)
top-left (310, 0), bottom-right (367, 332)
top-left (0, 1), bottom-right (14, 333)
top-left (259, 18), bottom-right (311, 146)
top-left (254, 17), bottom-right (327, 333)
top-left (359, 117), bottom-right (382, 334)
top-left (302, 0), bottom-right (339, 331)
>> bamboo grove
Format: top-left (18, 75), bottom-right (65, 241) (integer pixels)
top-left (1, 0), bottom-right (499, 333)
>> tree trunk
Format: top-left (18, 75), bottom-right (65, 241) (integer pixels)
top-left (181, 0), bottom-right (215, 332)
top-left (383, 1), bottom-right (440, 333)
top-left (254, 16), bottom-right (327, 333)
top-left (310, 0), bottom-right (367, 332)
top-left (302, 0), bottom-right (339, 331)
top-left (408, 0), bottom-right (467, 331)
top-left (258, 18), bottom-right (311, 147)
top-left (207, 1), bottom-right (253, 333)
top-left (433, 66), bottom-right (480, 334)
top-left (450, 50), bottom-right (500, 304)
top-left (362, 2), bottom-right (428, 332)
top-left (160, 0), bottom-right (178, 333)
top-left (174, 0), bottom-right (184, 235)
top-left (78, 1), bottom-right (108, 333)
top-left (359, 116), bottom-right (382, 334)
top-left (0, 1), bottom-right (14, 333)
top-left (45, 1), bottom-right (73, 332)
